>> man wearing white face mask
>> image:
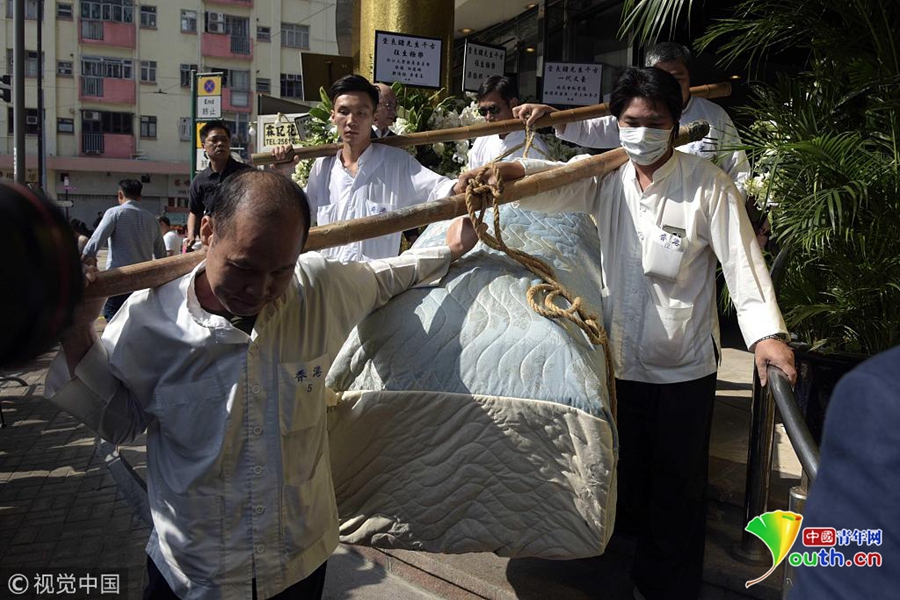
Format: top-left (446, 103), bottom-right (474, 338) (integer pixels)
top-left (514, 42), bottom-right (750, 196)
top-left (459, 66), bottom-right (794, 600)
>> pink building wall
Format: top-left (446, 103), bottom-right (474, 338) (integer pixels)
top-left (79, 77), bottom-right (136, 104)
top-left (101, 134), bottom-right (136, 159)
top-left (78, 19), bottom-right (136, 49)
top-left (201, 33), bottom-right (253, 60)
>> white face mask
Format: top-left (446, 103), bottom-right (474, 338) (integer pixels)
top-left (619, 126), bottom-right (673, 166)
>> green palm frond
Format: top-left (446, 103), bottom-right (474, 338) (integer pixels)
top-left (618, 0), bottom-right (693, 45)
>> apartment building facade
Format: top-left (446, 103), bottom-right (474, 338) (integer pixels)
top-left (1, 0), bottom-right (339, 225)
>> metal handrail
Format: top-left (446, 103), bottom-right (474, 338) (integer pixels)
top-left (766, 365), bottom-right (820, 481)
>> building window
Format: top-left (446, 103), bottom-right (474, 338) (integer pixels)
top-left (140, 115), bottom-right (157, 138)
top-left (105, 112), bottom-right (133, 134)
top-left (139, 5), bottom-right (156, 29)
top-left (229, 69), bottom-right (250, 107)
top-left (80, 0), bottom-right (133, 23)
top-left (6, 0), bottom-right (39, 19)
top-left (181, 9), bottom-right (196, 33)
top-left (57, 3), bottom-right (73, 19)
top-left (281, 23), bottom-right (309, 49)
top-left (57, 60), bottom-right (73, 76)
top-left (7, 50), bottom-right (43, 78)
top-left (280, 73), bottom-right (303, 98)
top-left (82, 56), bottom-right (133, 79)
top-left (230, 70), bottom-right (250, 91)
top-left (178, 117), bottom-right (192, 141)
top-left (180, 63), bottom-right (197, 87)
top-left (140, 60), bottom-right (156, 83)
top-left (256, 77), bottom-right (270, 93)
top-left (257, 26), bottom-right (270, 42)
top-left (58, 118), bottom-right (75, 133)
top-left (7, 108), bottom-right (40, 134)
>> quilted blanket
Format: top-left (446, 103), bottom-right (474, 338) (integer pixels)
top-left (326, 205), bottom-right (617, 559)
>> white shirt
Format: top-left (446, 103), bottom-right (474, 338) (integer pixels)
top-left (558, 95), bottom-right (750, 194)
top-left (306, 144), bottom-right (457, 262)
top-left (45, 247), bottom-right (452, 600)
top-left (162, 230), bottom-right (181, 255)
top-left (466, 130), bottom-right (550, 170)
top-left (517, 152), bottom-right (786, 384)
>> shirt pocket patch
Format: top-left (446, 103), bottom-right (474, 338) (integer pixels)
top-left (279, 355), bottom-right (329, 434)
top-left (364, 199), bottom-right (391, 215)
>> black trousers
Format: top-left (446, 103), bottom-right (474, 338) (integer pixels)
top-left (615, 374), bottom-right (717, 600)
top-left (143, 555), bottom-right (328, 600)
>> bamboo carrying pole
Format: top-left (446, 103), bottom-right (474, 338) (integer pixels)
top-left (251, 82), bottom-right (731, 166)
top-left (85, 121), bottom-right (710, 299)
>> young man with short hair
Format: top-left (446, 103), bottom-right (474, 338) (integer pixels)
top-left (305, 74), bottom-right (466, 262)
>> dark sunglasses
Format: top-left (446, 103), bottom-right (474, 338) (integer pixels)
top-left (477, 105), bottom-right (502, 117)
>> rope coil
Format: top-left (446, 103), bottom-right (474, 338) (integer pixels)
top-left (463, 147), bottom-right (617, 418)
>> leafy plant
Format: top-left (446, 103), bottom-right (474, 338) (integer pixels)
top-left (622, 0), bottom-right (900, 354)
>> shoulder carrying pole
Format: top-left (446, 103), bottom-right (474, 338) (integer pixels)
top-left (85, 121), bottom-right (710, 299)
top-left (251, 83), bottom-right (731, 165)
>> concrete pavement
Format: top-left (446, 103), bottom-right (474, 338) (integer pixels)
top-left (0, 318), bottom-right (800, 599)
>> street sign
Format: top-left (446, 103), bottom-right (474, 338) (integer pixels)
top-left (197, 96), bottom-right (222, 119)
top-left (197, 75), bottom-right (222, 97)
top-left (196, 148), bottom-right (210, 171)
top-left (54, 200), bottom-right (74, 208)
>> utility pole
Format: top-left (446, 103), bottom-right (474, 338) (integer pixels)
top-left (13, 0), bottom-right (26, 184)
top-left (37, 0), bottom-right (46, 192)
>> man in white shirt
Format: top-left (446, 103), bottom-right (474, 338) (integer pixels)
top-left (467, 75), bottom-right (549, 170)
top-left (46, 169), bottom-right (481, 600)
top-left (464, 67), bottom-right (795, 599)
top-left (305, 75), bottom-right (465, 262)
top-left (371, 82), bottom-right (398, 138)
top-left (157, 215), bottom-right (182, 256)
top-left (515, 42), bottom-right (750, 195)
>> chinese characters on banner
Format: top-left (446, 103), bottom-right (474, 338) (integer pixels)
top-left (542, 62), bottom-right (603, 106)
top-left (462, 41), bottom-right (506, 92)
top-left (374, 30), bottom-right (443, 89)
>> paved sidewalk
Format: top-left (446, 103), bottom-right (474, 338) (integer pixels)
top-left (0, 345), bottom-right (436, 599)
top-left (0, 319), bottom-right (799, 599)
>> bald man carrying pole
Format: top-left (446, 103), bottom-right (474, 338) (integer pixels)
top-left (45, 170), bottom-right (481, 600)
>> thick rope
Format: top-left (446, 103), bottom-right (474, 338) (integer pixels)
top-left (491, 125), bottom-right (551, 163)
top-left (463, 163), bottom-right (617, 419)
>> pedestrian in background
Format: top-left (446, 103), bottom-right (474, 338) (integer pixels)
top-left (81, 179), bottom-right (166, 321)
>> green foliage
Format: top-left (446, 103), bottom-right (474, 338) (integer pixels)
top-left (622, 0), bottom-right (900, 354)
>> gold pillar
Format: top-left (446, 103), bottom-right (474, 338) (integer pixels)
top-left (356, 0), bottom-right (455, 93)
